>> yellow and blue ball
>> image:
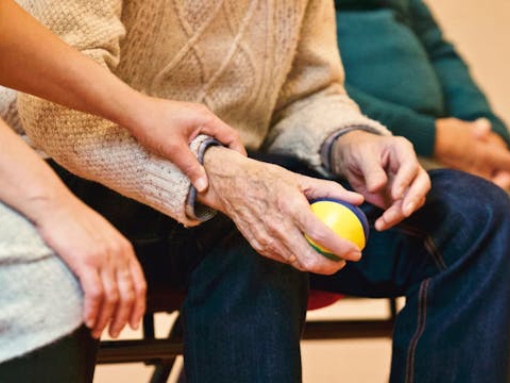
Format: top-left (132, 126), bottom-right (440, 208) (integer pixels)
top-left (306, 198), bottom-right (369, 262)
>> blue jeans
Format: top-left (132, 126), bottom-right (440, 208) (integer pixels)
top-left (311, 169), bottom-right (510, 383)
top-left (50, 161), bottom-right (510, 383)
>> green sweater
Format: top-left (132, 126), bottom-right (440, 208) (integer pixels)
top-left (335, 0), bottom-right (510, 157)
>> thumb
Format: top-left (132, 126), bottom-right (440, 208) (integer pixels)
top-left (172, 149), bottom-right (209, 192)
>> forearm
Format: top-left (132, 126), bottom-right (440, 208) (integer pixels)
top-left (0, 0), bottom-right (147, 133)
top-left (0, 119), bottom-right (75, 224)
top-left (19, 92), bottom-right (205, 225)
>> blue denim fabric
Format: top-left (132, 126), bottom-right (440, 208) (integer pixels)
top-left (311, 169), bottom-right (510, 383)
top-left (183, 232), bottom-right (308, 382)
top-left (49, 160), bottom-right (510, 383)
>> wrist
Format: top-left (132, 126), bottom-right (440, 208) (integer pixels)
top-left (324, 127), bottom-right (380, 175)
top-left (196, 146), bottom-right (246, 209)
top-left (111, 91), bottom-right (153, 134)
top-left (434, 119), bottom-right (454, 159)
top-left (21, 184), bottom-right (76, 227)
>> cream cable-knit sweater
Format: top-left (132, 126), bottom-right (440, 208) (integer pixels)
top-left (8, 0), bottom-right (389, 227)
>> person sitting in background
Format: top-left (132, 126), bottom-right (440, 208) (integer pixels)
top-left (0, 1), bottom-right (243, 381)
top-left (334, 0), bottom-right (510, 189)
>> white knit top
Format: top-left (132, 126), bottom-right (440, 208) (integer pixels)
top-left (0, 202), bottom-right (83, 363)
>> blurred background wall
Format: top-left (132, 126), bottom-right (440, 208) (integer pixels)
top-left (427, 0), bottom-right (510, 125)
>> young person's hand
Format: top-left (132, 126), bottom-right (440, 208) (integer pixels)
top-left (31, 192), bottom-right (147, 339)
top-left (125, 97), bottom-right (246, 192)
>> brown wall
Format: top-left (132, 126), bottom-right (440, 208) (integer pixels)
top-left (426, 0), bottom-right (510, 126)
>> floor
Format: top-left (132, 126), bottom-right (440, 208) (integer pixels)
top-left (94, 298), bottom-right (400, 383)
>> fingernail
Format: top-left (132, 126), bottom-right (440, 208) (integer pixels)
top-left (404, 201), bottom-right (416, 216)
top-left (85, 317), bottom-right (94, 328)
top-left (347, 251), bottom-right (362, 261)
top-left (194, 177), bottom-right (208, 193)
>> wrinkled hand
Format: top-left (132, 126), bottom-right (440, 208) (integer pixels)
top-left (32, 193), bottom-right (147, 339)
top-left (197, 147), bottom-right (365, 275)
top-left (127, 97), bottom-right (246, 192)
top-left (435, 117), bottom-right (510, 190)
top-left (331, 130), bottom-right (431, 231)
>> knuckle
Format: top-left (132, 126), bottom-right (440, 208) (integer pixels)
top-left (396, 136), bottom-right (413, 149)
top-left (136, 281), bottom-right (148, 296)
top-left (110, 239), bottom-right (134, 259)
top-left (200, 113), bottom-right (215, 127)
top-left (105, 291), bottom-right (120, 305)
top-left (83, 249), bottom-right (104, 264)
top-left (229, 129), bottom-right (241, 141)
top-left (122, 291), bottom-right (136, 305)
top-left (298, 255), bottom-right (317, 271)
top-left (121, 239), bottom-right (135, 254)
top-left (163, 140), bottom-right (181, 154)
top-left (260, 237), bottom-right (279, 256)
top-left (194, 103), bottom-right (210, 114)
top-left (306, 227), bottom-right (325, 244)
top-left (193, 104), bottom-right (214, 123)
top-left (88, 287), bottom-right (104, 302)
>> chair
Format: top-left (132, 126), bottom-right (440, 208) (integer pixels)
top-left (97, 288), bottom-right (398, 383)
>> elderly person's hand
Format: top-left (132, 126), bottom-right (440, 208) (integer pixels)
top-left (197, 146), bottom-right (365, 275)
top-left (31, 192), bottom-right (147, 339)
top-left (435, 117), bottom-right (510, 190)
top-left (330, 130), bottom-right (431, 231)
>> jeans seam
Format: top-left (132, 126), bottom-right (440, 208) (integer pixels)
top-left (405, 278), bottom-right (430, 383)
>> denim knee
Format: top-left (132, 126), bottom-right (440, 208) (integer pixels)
top-left (182, 232), bottom-right (309, 383)
top-left (426, 169), bottom-right (510, 253)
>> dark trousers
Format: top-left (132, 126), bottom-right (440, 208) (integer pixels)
top-left (0, 326), bottom-right (97, 383)
top-left (46, 157), bottom-right (510, 383)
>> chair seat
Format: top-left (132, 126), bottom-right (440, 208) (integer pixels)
top-left (307, 290), bottom-right (344, 311)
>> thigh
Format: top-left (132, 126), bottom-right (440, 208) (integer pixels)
top-left (0, 202), bottom-right (84, 365)
top-left (311, 168), bottom-right (510, 299)
top-left (0, 326), bottom-right (97, 383)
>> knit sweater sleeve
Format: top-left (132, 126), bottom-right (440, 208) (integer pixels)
top-left (263, 0), bottom-right (390, 172)
top-left (15, 0), bottom-right (203, 227)
top-left (409, 0), bottom-right (510, 147)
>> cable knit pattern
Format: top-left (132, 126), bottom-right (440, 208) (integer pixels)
top-left (10, 0), bottom-right (390, 227)
top-left (0, 203), bottom-right (82, 363)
